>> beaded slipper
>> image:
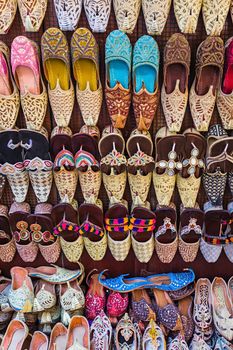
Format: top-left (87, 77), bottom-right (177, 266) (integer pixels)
top-left (41, 28), bottom-right (74, 127)
top-left (17, 0), bottom-right (47, 32)
top-left (115, 313), bottom-right (141, 350)
top-left (71, 28), bottom-right (102, 126)
top-left (99, 126), bottom-right (127, 202)
top-left (131, 289), bottom-right (155, 322)
top-left (0, 205), bottom-right (16, 263)
top-left (127, 129), bottom-right (154, 204)
top-left (85, 271), bottom-right (106, 320)
top-left (11, 36), bottom-right (48, 130)
top-left (84, 0), bottom-right (111, 32)
top-left (202, 0), bottom-right (231, 36)
top-left (91, 311), bottom-right (112, 350)
top-left (174, 0), bottom-right (202, 33)
top-left (113, 0), bottom-right (141, 33)
top-left (177, 128), bottom-right (206, 208)
top-left (178, 296), bottom-right (194, 342)
top-left (0, 41), bottom-right (19, 129)
top-left (105, 30), bottom-right (132, 129)
top-left (52, 202), bottom-right (84, 263)
top-left (107, 291), bottom-right (129, 319)
top-left (155, 203), bottom-right (178, 263)
top-left (142, 319), bottom-right (166, 350)
top-left (142, 0), bottom-right (171, 35)
top-left (0, 0), bottom-right (17, 34)
top-left (72, 126), bottom-right (101, 203)
top-left (153, 127), bottom-right (184, 206)
top-left (162, 34), bottom-right (190, 132)
top-left (189, 36), bottom-right (224, 131)
top-left (133, 35), bottom-right (160, 131)
top-left (51, 126), bottom-right (78, 203)
top-left (53, 0), bottom-right (82, 31)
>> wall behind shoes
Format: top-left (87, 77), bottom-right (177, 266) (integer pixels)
top-left (0, 1), bottom-right (233, 278)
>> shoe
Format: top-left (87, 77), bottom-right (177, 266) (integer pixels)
top-left (142, 0), bottom-right (171, 35)
top-left (98, 272), bottom-right (151, 292)
top-left (105, 30), bottom-right (132, 129)
top-left (1, 319), bottom-right (28, 350)
top-left (161, 34), bottom-right (190, 132)
top-left (17, 0), bottom-right (47, 32)
top-left (84, 0), bottom-right (111, 32)
top-left (0, 205), bottom-right (16, 263)
top-left (115, 313), bottom-right (141, 350)
top-left (41, 27), bottom-right (74, 127)
top-left (202, 0), bottom-right (231, 35)
top-left (217, 37), bottom-right (233, 129)
top-left (66, 315), bottom-right (90, 350)
top-left (48, 322), bottom-right (67, 350)
top-left (0, 0), bottom-right (17, 34)
top-left (29, 331), bottom-right (48, 350)
top-left (190, 37), bottom-right (224, 131)
top-left (131, 289), bottom-right (155, 322)
top-left (90, 311), bottom-right (112, 350)
top-left (9, 266), bottom-right (34, 312)
top-left (142, 319), bottom-right (166, 349)
top-left (107, 291), bottom-right (129, 320)
top-left (85, 271), bottom-right (106, 320)
top-left (60, 279), bottom-right (85, 313)
top-left (132, 35), bottom-right (159, 130)
top-left (193, 278), bottom-right (212, 331)
top-left (11, 36), bottom-right (48, 130)
top-left (174, 0), bottom-right (202, 33)
top-left (190, 334), bottom-right (211, 350)
top-left (145, 269), bottom-right (195, 291)
top-left (33, 279), bottom-right (56, 312)
top-left (0, 41), bottom-right (19, 129)
top-left (168, 334), bottom-right (189, 350)
top-left (71, 28), bottom-right (102, 126)
top-left (113, 0), bottom-right (141, 33)
top-left (179, 296), bottom-right (194, 342)
top-left (53, 0), bottom-right (82, 31)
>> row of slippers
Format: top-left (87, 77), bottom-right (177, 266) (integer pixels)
top-left (1, 0), bottom-right (233, 36)
top-left (0, 123), bottom-right (232, 207)
top-left (1, 30), bottom-right (233, 134)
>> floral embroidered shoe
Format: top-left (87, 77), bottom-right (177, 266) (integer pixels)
top-left (52, 202), bottom-right (84, 263)
top-left (133, 35), bottom-right (160, 131)
top-left (174, 0), bottom-right (202, 33)
top-left (99, 126), bottom-right (127, 202)
top-left (51, 126), bottom-right (78, 203)
top-left (85, 271), bottom-right (106, 320)
top-left (79, 201), bottom-right (107, 261)
top-left (178, 206), bottom-right (203, 263)
top-left (193, 278), bottom-right (212, 331)
top-left (107, 291), bottom-right (129, 319)
top-left (217, 37), bottom-right (233, 130)
top-left (71, 28), bottom-right (102, 126)
top-left (155, 204), bottom-right (178, 263)
top-left (113, 0), bottom-right (141, 33)
top-left (131, 289), bottom-right (155, 322)
top-left (162, 34), bottom-right (190, 132)
top-left (0, 41), bottom-right (19, 130)
top-left (105, 30), bottom-right (132, 129)
top-left (177, 128), bottom-right (206, 208)
top-left (33, 279), bottom-right (56, 313)
top-left (11, 36), bottom-right (48, 130)
top-left (190, 36), bottom-right (224, 131)
top-left (142, 0), bottom-right (171, 35)
top-left (72, 126), bottom-right (101, 203)
top-left (84, 0), bottom-right (111, 32)
top-left (127, 129), bottom-right (154, 204)
top-left (90, 311), bottom-right (112, 350)
top-left (202, 0), bottom-right (231, 36)
top-left (1, 319), bottom-right (29, 349)
top-left (115, 313), bottom-right (141, 350)
top-left (0, 0), bottom-right (17, 34)
top-left (41, 28), bottom-right (74, 127)
top-left (9, 266), bottom-right (34, 312)
top-left (153, 127), bottom-right (184, 206)
top-left (0, 205), bottom-right (16, 263)
top-left (53, 0), bottom-right (82, 31)
top-left (142, 319), bottom-right (165, 349)
top-left (66, 315), bottom-right (90, 350)
top-left (17, 0), bottom-right (47, 31)
top-left (60, 279), bottom-right (85, 314)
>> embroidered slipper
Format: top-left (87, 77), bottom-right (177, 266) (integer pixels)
top-left (224, 201), bottom-right (233, 262)
top-left (153, 127), bottom-right (184, 206)
top-left (107, 290), bottom-right (129, 319)
top-left (11, 36), bottom-right (48, 130)
top-left (178, 205), bottom-right (203, 263)
top-left (142, 0), bottom-right (171, 35)
top-left (133, 35), bottom-right (160, 131)
top-left (190, 36), bottom-right (224, 132)
top-left (91, 311), bottom-right (112, 350)
top-left (79, 200), bottom-right (107, 261)
top-left (59, 279), bottom-right (85, 313)
top-left (84, 0), bottom-right (111, 32)
top-left (72, 126), bottom-right (101, 203)
top-left (217, 37), bottom-right (233, 130)
top-left (113, 0), bottom-right (141, 33)
top-left (105, 200), bottom-right (131, 261)
top-left (99, 126), bottom-right (127, 202)
top-left (53, 0), bottom-right (82, 31)
top-left (20, 129), bottom-right (53, 203)
top-left (0, 130), bottom-right (29, 203)
top-left (115, 313), bottom-right (141, 349)
top-left (51, 126), bottom-right (78, 203)
top-left (131, 201), bottom-right (155, 263)
top-left (41, 27), bottom-right (74, 127)
top-left (27, 203), bottom-right (61, 264)
top-left (178, 296), bottom-right (194, 342)
top-left (161, 34), bottom-right (190, 132)
top-left (0, 0), bottom-right (17, 34)
top-left (155, 203), bottom-right (178, 263)
top-left (174, 0), bottom-right (202, 33)
top-left (168, 334), bottom-right (189, 350)
top-left (0, 41), bottom-right (19, 130)
top-left (71, 28), bottom-right (102, 126)
top-left (193, 278), bottom-right (212, 331)
top-left (105, 30), bottom-right (132, 129)
top-left (127, 129), bottom-right (154, 205)
top-left (85, 271), bottom-right (106, 320)
top-left (33, 279), bottom-right (56, 313)
top-left (17, 0), bottom-right (47, 32)
top-left (202, 0), bottom-right (231, 36)
top-left (142, 320), bottom-right (165, 350)
top-left (51, 202), bottom-right (84, 263)
top-left (0, 205), bottom-right (16, 263)
top-left (200, 202), bottom-right (229, 263)
top-left (177, 128), bottom-right (206, 208)
top-left (131, 289), bottom-right (155, 322)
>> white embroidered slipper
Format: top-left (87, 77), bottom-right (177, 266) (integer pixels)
top-left (84, 0), bottom-right (111, 32)
top-left (142, 0), bottom-right (171, 35)
top-left (113, 0), bottom-right (141, 34)
top-left (53, 0), bottom-right (82, 31)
